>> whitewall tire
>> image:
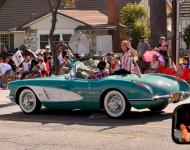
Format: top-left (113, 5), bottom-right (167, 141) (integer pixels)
top-left (104, 90), bottom-right (131, 118)
top-left (19, 89), bottom-right (42, 114)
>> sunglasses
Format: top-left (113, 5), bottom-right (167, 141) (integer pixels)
top-left (162, 39), bottom-right (165, 40)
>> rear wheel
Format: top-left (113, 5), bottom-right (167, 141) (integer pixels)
top-left (19, 89), bottom-right (42, 114)
top-left (104, 90), bottom-right (131, 118)
top-left (148, 100), bottom-right (169, 111)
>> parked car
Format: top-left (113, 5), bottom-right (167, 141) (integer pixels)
top-left (7, 59), bottom-right (190, 118)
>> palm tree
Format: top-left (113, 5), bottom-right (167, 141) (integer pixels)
top-left (150, 0), bottom-right (167, 48)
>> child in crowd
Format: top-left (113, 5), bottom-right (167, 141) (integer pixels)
top-left (61, 55), bottom-right (71, 75)
top-left (20, 56), bottom-right (31, 79)
top-left (27, 65), bottom-right (42, 79)
top-left (38, 56), bottom-right (47, 75)
top-left (183, 56), bottom-right (189, 70)
top-left (15, 71), bottom-right (21, 80)
top-left (110, 54), bottom-right (120, 74)
top-left (176, 63), bottom-right (184, 78)
top-left (148, 55), bottom-right (160, 73)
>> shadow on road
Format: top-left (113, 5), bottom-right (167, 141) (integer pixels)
top-left (0, 103), bottom-right (16, 108)
top-left (0, 107), bottom-right (173, 128)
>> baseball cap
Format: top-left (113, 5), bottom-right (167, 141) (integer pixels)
top-left (139, 36), bottom-right (144, 39)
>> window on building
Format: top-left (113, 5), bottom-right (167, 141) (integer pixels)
top-left (0, 34), bottom-right (9, 48)
top-left (40, 35), bottom-right (49, 49)
top-left (53, 34), bottom-right (60, 48)
top-left (40, 34), bottom-right (72, 49)
top-left (62, 34), bottom-right (72, 46)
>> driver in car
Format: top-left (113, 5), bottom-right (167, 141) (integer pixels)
top-left (77, 58), bottom-right (109, 80)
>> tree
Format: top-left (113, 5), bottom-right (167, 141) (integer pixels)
top-left (0, 0), bottom-right (7, 8)
top-left (121, 3), bottom-right (147, 24)
top-left (150, 0), bottom-right (167, 48)
top-left (121, 3), bottom-right (150, 48)
top-left (180, 23), bottom-right (190, 49)
top-left (126, 22), bottom-right (151, 48)
top-left (48, 0), bottom-right (75, 75)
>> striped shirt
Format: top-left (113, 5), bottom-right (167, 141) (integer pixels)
top-left (93, 70), bottom-right (109, 80)
top-left (121, 50), bottom-right (133, 72)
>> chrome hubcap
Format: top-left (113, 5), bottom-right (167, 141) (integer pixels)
top-left (107, 94), bottom-right (123, 114)
top-left (21, 92), bottom-right (35, 110)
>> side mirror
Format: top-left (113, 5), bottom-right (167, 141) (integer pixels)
top-left (172, 104), bottom-right (190, 143)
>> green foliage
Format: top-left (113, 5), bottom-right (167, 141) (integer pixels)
top-left (121, 3), bottom-right (148, 24)
top-left (121, 3), bottom-right (150, 48)
top-left (180, 23), bottom-right (190, 49)
top-left (0, 0), bottom-right (7, 8)
top-left (127, 22), bottom-right (151, 48)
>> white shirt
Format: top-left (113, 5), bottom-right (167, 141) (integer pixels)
top-left (58, 52), bottom-right (63, 65)
top-left (151, 61), bottom-right (159, 69)
top-left (23, 62), bottom-right (31, 71)
top-left (16, 74), bottom-right (21, 80)
top-left (39, 62), bottom-right (46, 71)
top-left (0, 63), bottom-right (11, 74)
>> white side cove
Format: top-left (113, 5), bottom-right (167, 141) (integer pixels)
top-left (28, 86), bottom-right (83, 102)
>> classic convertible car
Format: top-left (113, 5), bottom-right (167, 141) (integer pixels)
top-left (7, 59), bottom-right (190, 118)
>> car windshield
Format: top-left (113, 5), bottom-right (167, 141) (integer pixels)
top-left (67, 59), bottom-right (99, 78)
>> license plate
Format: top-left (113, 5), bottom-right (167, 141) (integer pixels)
top-left (171, 93), bottom-right (179, 100)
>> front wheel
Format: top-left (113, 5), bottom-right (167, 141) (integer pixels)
top-left (104, 90), bottom-right (131, 118)
top-left (148, 100), bottom-right (169, 111)
top-left (19, 89), bottom-right (42, 114)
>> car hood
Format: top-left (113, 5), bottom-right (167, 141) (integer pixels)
top-left (114, 74), bottom-right (179, 95)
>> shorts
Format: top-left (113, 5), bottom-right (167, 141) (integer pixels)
top-left (5, 69), bottom-right (11, 75)
top-left (10, 70), bottom-right (15, 76)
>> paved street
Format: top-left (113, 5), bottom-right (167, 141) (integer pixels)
top-left (0, 89), bottom-right (190, 150)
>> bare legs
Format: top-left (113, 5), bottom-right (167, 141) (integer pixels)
top-left (61, 67), bottom-right (69, 75)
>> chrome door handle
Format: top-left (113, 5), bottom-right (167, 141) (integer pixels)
top-left (85, 84), bottom-right (91, 86)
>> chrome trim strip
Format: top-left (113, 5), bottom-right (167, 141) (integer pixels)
top-left (129, 94), bottom-right (173, 101)
top-left (6, 96), bottom-right (15, 99)
top-left (185, 90), bottom-right (190, 94)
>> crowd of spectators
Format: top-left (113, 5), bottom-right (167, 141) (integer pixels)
top-left (0, 35), bottom-right (190, 89)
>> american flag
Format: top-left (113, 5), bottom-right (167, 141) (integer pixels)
top-left (132, 59), bottom-right (141, 78)
top-left (171, 61), bottom-right (177, 72)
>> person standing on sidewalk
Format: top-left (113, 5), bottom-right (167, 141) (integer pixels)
top-left (43, 45), bottom-right (53, 76)
top-left (137, 36), bottom-right (150, 73)
top-left (0, 63), bottom-right (12, 89)
top-left (8, 53), bottom-right (16, 82)
top-left (158, 37), bottom-right (171, 68)
top-left (56, 39), bottom-right (70, 75)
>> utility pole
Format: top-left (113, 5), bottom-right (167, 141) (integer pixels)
top-left (172, 0), bottom-right (177, 64)
top-left (172, 0), bottom-right (180, 65)
top-left (176, 0), bottom-right (180, 65)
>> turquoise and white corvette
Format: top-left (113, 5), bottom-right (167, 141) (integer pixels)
top-left (7, 59), bottom-right (190, 118)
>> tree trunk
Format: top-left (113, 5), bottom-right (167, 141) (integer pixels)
top-left (150, 0), bottom-right (167, 48)
top-left (48, 0), bottom-right (61, 75)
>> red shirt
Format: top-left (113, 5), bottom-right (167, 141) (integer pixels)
top-left (93, 70), bottom-right (109, 80)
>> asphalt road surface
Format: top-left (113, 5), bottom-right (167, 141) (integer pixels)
top-left (1, 89), bottom-right (190, 150)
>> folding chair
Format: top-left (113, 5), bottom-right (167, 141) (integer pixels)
top-left (164, 68), bottom-right (172, 75)
top-left (182, 68), bottom-right (189, 81)
top-left (158, 66), bottom-right (164, 74)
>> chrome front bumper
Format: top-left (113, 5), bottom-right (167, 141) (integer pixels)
top-left (129, 94), bottom-right (173, 101)
top-left (179, 90), bottom-right (190, 96)
top-left (129, 91), bottom-right (190, 102)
